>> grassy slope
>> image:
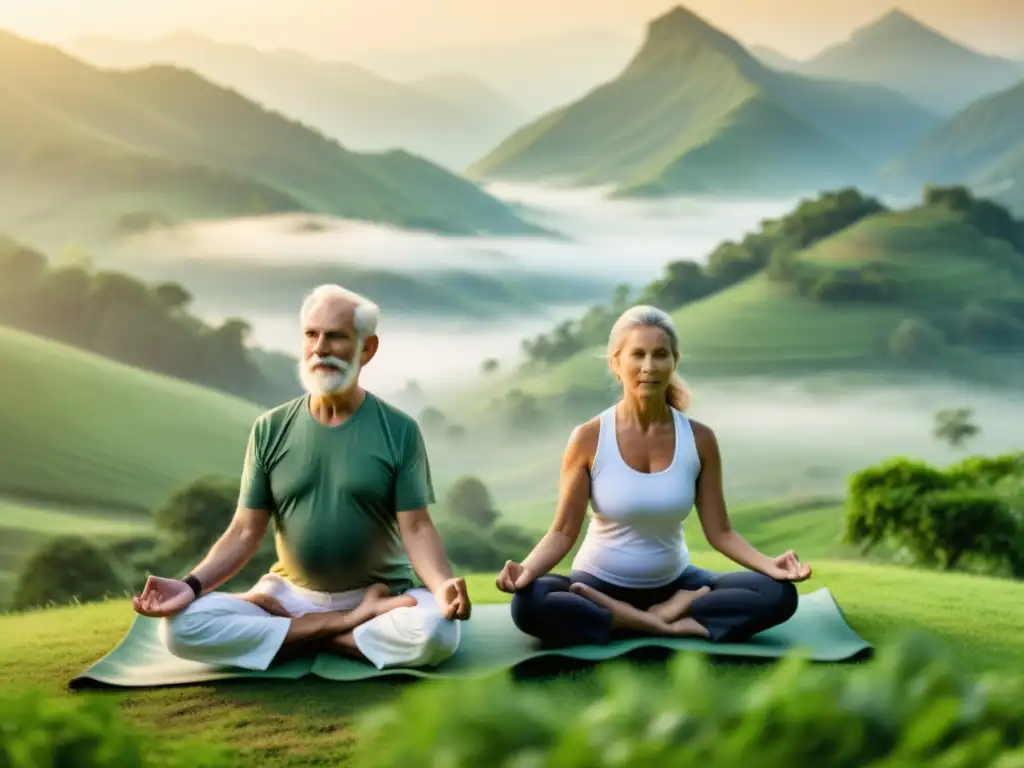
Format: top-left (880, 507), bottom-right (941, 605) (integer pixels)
top-left (466, 7), bottom-right (933, 196)
top-left (3, 559), bottom-right (1022, 767)
top-left (489, 206), bottom-right (1024, 400)
top-left (886, 80), bottom-right (1024, 210)
top-left (0, 31), bottom-right (536, 241)
top-left (0, 325), bottom-right (258, 512)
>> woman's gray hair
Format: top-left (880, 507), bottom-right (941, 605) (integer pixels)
top-left (606, 304), bottom-right (692, 411)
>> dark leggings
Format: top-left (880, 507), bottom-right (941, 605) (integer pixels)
top-left (510, 566), bottom-right (799, 647)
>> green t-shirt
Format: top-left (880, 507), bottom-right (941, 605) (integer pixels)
top-left (238, 392), bottom-right (434, 593)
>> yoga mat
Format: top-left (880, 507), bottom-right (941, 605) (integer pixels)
top-left (69, 588), bottom-right (871, 689)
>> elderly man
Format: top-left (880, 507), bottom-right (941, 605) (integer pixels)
top-left (132, 284), bottom-right (470, 672)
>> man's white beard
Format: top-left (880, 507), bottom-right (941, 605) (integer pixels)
top-left (299, 341), bottom-right (364, 397)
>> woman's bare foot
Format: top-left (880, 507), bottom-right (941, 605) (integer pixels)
top-left (569, 583), bottom-right (710, 638)
top-left (357, 583), bottom-right (417, 619)
top-left (649, 586), bottom-right (712, 623)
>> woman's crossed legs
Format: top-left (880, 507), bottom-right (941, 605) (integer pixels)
top-left (510, 566), bottom-right (798, 648)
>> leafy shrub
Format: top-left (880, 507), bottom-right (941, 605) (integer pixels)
top-left (153, 475), bottom-right (239, 560)
top-left (0, 686), bottom-right (230, 767)
top-left (354, 632), bottom-right (1024, 768)
top-left (13, 536), bottom-right (127, 612)
top-left (445, 476), bottom-right (500, 529)
top-left (806, 267), bottom-right (894, 303)
top-left (436, 519), bottom-right (537, 572)
top-left (888, 318), bottom-right (946, 365)
top-left (844, 454), bottom-right (1024, 575)
top-left (953, 302), bottom-right (1024, 347)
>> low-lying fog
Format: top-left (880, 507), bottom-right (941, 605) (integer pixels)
top-left (108, 183), bottom-right (798, 393)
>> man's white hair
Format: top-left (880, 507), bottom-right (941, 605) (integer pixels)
top-left (300, 284), bottom-right (380, 337)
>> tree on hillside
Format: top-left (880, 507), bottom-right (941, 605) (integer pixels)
top-left (445, 476), bottom-right (500, 529)
top-left (13, 536), bottom-right (126, 612)
top-left (844, 454), bottom-right (1023, 576)
top-left (153, 475), bottom-right (240, 560)
top-left (933, 408), bottom-right (980, 450)
top-left (481, 358), bottom-right (500, 375)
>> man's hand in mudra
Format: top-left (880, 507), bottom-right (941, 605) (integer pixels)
top-left (434, 576), bottom-right (471, 621)
top-left (132, 575), bottom-right (196, 618)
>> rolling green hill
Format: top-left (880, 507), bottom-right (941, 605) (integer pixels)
top-left (887, 81), bottom-right (1024, 214)
top-left (466, 5), bottom-right (936, 197)
top-left (0, 325), bottom-right (258, 512)
top-left (65, 32), bottom-right (527, 170)
top-left (798, 10), bottom-right (1024, 115)
top-left (0, 30), bottom-right (541, 248)
top-left (472, 193), bottom-right (1024, 406)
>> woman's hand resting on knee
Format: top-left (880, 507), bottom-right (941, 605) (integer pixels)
top-left (496, 561), bottom-right (536, 593)
top-left (763, 550), bottom-right (812, 582)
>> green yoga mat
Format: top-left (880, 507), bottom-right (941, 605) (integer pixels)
top-left (69, 588), bottom-right (871, 689)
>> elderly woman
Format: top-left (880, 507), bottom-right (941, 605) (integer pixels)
top-left (496, 305), bottom-right (811, 648)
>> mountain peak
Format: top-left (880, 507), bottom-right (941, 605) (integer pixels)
top-left (631, 4), bottom-right (757, 70)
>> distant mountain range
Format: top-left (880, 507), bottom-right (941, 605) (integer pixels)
top-left (467, 6), bottom-right (936, 198)
top-left (353, 28), bottom-right (640, 119)
top-left (0, 30), bottom-right (542, 249)
top-left (468, 5), bottom-right (1024, 213)
top-left (886, 80), bottom-right (1024, 213)
top-left (791, 10), bottom-right (1024, 116)
top-left (64, 32), bottom-right (527, 170)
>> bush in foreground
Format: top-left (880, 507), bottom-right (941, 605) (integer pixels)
top-left (354, 632), bottom-right (1024, 768)
top-left (0, 687), bottom-right (229, 767)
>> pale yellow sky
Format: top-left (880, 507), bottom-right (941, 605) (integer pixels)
top-left (1, 0), bottom-right (1021, 59)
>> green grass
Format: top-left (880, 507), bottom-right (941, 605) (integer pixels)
top-left (0, 326), bottom-right (259, 511)
top-left (3, 559), bottom-right (1023, 766)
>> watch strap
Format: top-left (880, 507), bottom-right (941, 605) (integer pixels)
top-left (183, 574), bottom-right (203, 598)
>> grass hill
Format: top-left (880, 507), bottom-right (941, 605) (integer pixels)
top-left (65, 33), bottom-right (527, 170)
top-left (886, 81), bottom-right (1024, 215)
top-left (0, 30), bottom-right (540, 248)
top-left (3, 560), bottom-right (1023, 765)
top-left (472, 189), bottom-right (1024, 408)
top-left (466, 5), bottom-right (936, 198)
top-left (798, 10), bottom-right (1024, 116)
top-left (0, 325), bottom-right (257, 512)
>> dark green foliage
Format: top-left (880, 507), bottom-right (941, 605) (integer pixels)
top-left (801, 266), bottom-right (894, 303)
top-left (888, 318), bottom-right (947, 365)
top-left (924, 185), bottom-right (1024, 253)
top-left (437, 476), bottom-right (536, 570)
top-left (952, 302), bottom-right (1024, 348)
top-left (12, 536), bottom-right (126, 611)
top-left (354, 632), bottom-right (1024, 768)
top-left (519, 188), bottom-right (887, 367)
top-left (153, 475), bottom-right (239, 560)
top-left (844, 452), bottom-right (1024, 576)
top-left (0, 240), bottom-right (296, 406)
top-left (0, 686), bottom-right (231, 766)
top-left (445, 476), bottom-right (500, 529)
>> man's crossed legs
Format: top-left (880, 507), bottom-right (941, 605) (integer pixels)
top-left (158, 573), bottom-right (461, 671)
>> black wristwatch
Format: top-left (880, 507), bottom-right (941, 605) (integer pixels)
top-left (183, 574), bottom-right (203, 598)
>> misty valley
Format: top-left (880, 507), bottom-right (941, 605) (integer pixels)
top-left (1, 3), bottom-right (1024, 767)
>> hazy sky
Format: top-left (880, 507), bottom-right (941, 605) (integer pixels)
top-left (1, 0), bottom-right (1021, 59)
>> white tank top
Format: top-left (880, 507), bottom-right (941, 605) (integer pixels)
top-left (571, 405), bottom-right (701, 589)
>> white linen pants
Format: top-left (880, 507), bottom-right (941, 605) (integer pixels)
top-left (157, 573), bottom-right (461, 671)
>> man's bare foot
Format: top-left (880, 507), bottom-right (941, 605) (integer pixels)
top-left (357, 583), bottom-right (417, 619)
top-left (569, 583), bottom-right (710, 638)
top-left (649, 586), bottom-right (712, 623)
top-left (240, 592), bottom-right (292, 617)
